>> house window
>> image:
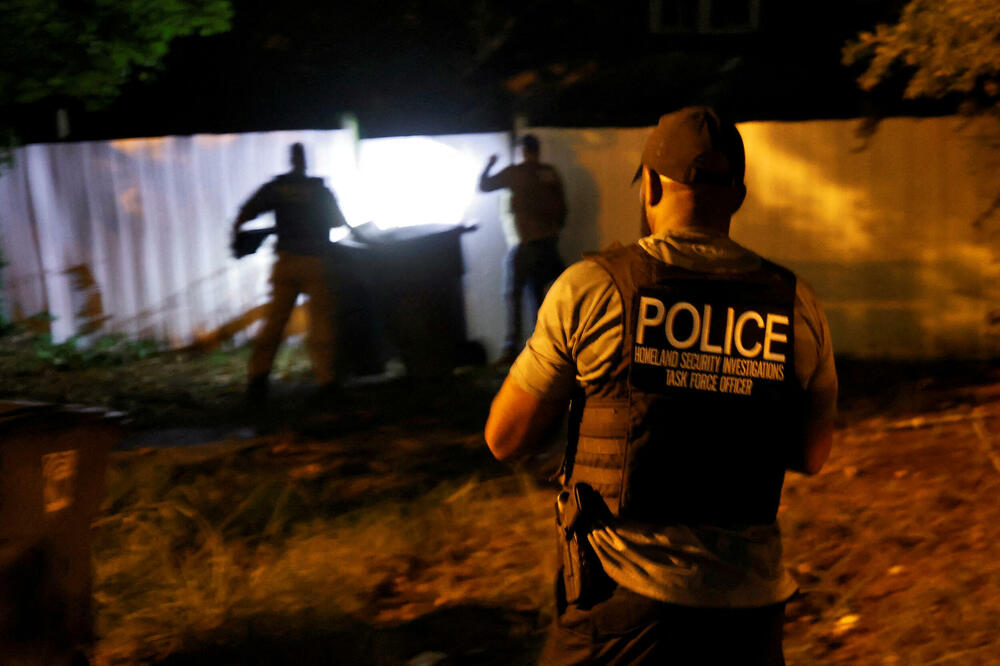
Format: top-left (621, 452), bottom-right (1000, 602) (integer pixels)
top-left (650, 0), bottom-right (761, 34)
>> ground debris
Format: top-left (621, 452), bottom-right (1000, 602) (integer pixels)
top-left (1, 343), bottom-right (998, 665)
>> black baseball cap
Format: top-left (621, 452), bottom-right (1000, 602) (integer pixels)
top-left (632, 107), bottom-right (745, 187)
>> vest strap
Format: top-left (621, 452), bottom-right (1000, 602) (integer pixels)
top-left (577, 436), bottom-right (624, 456)
top-left (578, 404), bottom-right (629, 438)
top-left (570, 464), bottom-right (623, 486)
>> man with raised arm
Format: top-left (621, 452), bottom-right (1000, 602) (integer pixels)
top-left (479, 134), bottom-right (567, 365)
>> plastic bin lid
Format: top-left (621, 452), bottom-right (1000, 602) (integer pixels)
top-left (0, 400), bottom-right (124, 431)
top-left (0, 400), bottom-right (57, 424)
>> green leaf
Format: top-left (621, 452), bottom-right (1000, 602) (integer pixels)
top-left (1, 0), bottom-right (234, 147)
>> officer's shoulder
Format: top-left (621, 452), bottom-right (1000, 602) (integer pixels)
top-left (587, 240), bottom-right (630, 255)
top-left (751, 253), bottom-right (820, 304)
top-left (792, 272), bottom-right (821, 303)
top-left (754, 253), bottom-right (800, 281)
top-left (558, 257), bottom-right (618, 293)
top-left (307, 176), bottom-right (333, 192)
top-left (581, 241), bottom-right (635, 268)
top-left (267, 174), bottom-right (298, 189)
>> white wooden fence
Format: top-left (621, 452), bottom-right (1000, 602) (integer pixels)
top-left (1, 116), bottom-right (997, 360)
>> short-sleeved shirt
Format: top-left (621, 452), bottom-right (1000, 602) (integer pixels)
top-left (479, 162), bottom-right (567, 243)
top-left (510, 227), bottom-right (837, 607)
top-left (239, 172), bottom-right (347, 256)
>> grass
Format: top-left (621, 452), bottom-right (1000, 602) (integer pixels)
top-left (2, 328), bottom-right (999, 664)
top-left (91, 448), bottom-right (553, 665)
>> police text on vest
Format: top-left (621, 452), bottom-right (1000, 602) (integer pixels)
top-left (637, 297), bottom-right (788, 362)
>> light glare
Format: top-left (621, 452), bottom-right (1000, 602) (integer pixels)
top-left (358, 137), bottom-right (479, 229)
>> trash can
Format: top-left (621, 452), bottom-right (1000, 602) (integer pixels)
top-left (0, 401), bottom-right (121, 665)
top-left (332, 223), bottom-right (480, 378)
top-left (327, 235), bottom-right (393, 378)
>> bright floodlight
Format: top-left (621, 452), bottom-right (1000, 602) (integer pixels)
top-left (358, 137), bottom-right (479, 229)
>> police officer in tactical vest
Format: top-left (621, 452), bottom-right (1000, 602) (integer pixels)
top-left (485, 107), bottom-right (837, 665)
top-left (233, 142), bottom-right (348, 403)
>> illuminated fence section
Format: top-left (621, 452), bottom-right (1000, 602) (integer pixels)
top-left (356, 136), bottom-right (481, 229)
top-left (0, 118), bottom-right (997, 359)
top-left (0, 131), bottom-right (356, 346)
top-left (732, 117), bottom-right (1000, 359)
top-left (0, 129), bottom-right (511, 354)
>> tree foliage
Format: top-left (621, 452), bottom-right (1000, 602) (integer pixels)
top-left (843, 0), bottom-right (1000, 112)
top-left (0, 0), bottom-right (233, 110)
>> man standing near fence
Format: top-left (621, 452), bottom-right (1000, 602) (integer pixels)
top-left (485, 107), bottom-right (837, 664)
top-left (233, 142), bottom-right (348, 404)
top-left (479, 134), bottom-right (568, 365)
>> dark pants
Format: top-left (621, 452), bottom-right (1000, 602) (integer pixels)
top-left (503, 238), bottom-right (564, 355)
top-left (539, 578), bottom-right (787, 666)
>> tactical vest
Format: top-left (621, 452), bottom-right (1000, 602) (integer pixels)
top-left (564, 243), bottom-right (803, 528)
top-left (271, 174), bottom-right (333, 256)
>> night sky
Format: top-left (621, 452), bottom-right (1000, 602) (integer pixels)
top-left (11, 0), bottom-right (958, 144)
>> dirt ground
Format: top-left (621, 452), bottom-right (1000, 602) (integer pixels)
top-left (780, 360), bottom-right (1000, 665)
top-left (1, 334), bottom-right (999, 665)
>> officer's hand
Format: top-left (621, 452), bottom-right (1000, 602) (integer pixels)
top-left (487, 154), bottom-right (499, 168)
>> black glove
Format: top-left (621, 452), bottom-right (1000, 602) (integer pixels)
top-left (231, 228), bottom-right (274, 259)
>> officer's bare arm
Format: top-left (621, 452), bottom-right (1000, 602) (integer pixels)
top-left (790, 401), bottom-right (835, 475)
top-left (485, 376), bottom-right (568, 461)
top-left (795, 421), bottom-right (834, 475)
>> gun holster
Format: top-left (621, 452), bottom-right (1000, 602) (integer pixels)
top-left (555, 482), bottom-right (612, 606)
